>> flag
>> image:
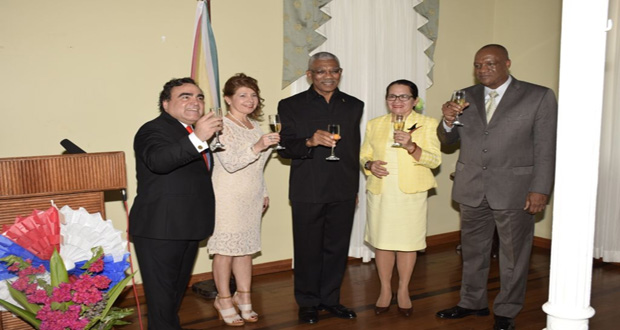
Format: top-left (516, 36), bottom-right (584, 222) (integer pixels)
top-left (191, 1), bottom-right (220, 109)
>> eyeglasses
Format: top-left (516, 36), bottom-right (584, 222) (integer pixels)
top-left (310, 68), bottom-right (343, 76)
top-left (386, 94), bottom-right (414, 101)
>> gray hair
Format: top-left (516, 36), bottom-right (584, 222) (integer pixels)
top-left (307, 52), bottom-right (340, 70)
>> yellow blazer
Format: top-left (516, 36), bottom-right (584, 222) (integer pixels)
top-left (360, 112), bottom-right (441, 194)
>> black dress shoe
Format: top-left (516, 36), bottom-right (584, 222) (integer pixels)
top-left (318, 304), bottom-right (357, 319)
top-left (298, 306), bottom-right (319, 324)
top-left (398, 306), bottom-right (413, 317)
top-left (374, 305), bottom-right (390, 315)
top-left (494, 315), bottom-right (515, 330)
top-left (436, 305), bottom-right (490, 319)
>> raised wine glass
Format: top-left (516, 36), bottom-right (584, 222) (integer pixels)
top-left (451, 90), bottom-right (466, 126)
top-left (325, 124), bottom-right (340, 161)
top-left (211, 107), bottom-right (225, 150)
top-left (392, 114), bottom-right (404, 147)
top-left (268, 114), bottom-right (285, 150)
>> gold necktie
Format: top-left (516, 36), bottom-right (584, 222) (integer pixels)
top-left (486, 90), bottom-right (499, 122)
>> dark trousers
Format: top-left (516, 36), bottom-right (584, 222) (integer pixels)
top-left (458, 198), bottom-right (535, 318)
top-left (291, 199), bottom-right (356, 307)
top-left (133, 236), bottom-right (200, 330)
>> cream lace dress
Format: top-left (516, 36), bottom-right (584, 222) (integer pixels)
top-left (207, 117), bottom-right (270, 256)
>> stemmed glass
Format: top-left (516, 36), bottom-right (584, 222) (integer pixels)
top-left (268, 114), bottom-right (285, 150)
top-left (211, 107), bottom-right (225, 150)
top-left (392, 115), bottom-right (404, 147)
top-left (451, 90), bottom-right (466, 126)
top-left (325, 124), bottom-right (340, 161)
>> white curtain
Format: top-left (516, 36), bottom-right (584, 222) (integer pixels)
top-left (290, 0), bottom-right (432, 262)
top-left (594, 0), bottom-right (620, 262)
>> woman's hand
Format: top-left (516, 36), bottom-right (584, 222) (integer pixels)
top-left (367, 160), bottom-right (389, 178)
top-left (262, 196), bottom-right (270, 213)
top-left (254, 133), bottom-right (280, 153)
top-left (394, 130), bottom-right (412, 148)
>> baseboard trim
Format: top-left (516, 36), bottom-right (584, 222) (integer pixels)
top-left (426, 231), bottom-right (460, 247)
top-left (122, 259), bottom-right (293, 300)
top-left (121, 232), bottom-right (551, 300)
top-left (533, 236), bottom-right (551, 249)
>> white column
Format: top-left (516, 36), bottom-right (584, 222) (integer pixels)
top-left (542, 1), bottom-right (610, 329)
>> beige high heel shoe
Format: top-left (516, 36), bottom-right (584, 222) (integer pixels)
top-left (232, 290), bottom-right (258, 323)
top-left (214, 295), bottom-right (244, 327)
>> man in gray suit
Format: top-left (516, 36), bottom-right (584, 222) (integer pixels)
top-left (436, 44), bottom-right (557, 330)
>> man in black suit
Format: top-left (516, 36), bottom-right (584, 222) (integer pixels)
top-left (277, 52), bottom-right (364, 324)
top-left (130, 77), bottom-right (222, 330)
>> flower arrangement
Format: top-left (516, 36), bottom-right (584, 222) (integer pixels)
top-left (0, 246), bottom-right (133, 330)
top-left (0, 205), bottom-right (133, 330)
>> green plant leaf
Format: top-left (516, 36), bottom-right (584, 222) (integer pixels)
top-left (0, 299), bottom-right (42, 329)
top-left (99, 272), bottom-right (135, 319)
top-left (7, 285), bottom-right (40, 314)
top-left (81, 246), bottom-right (104, 271)
top-left (37, 278), bottom-right (53, 295)
top-left (105, 307), bottom-right (134, 320)
top-left (0, 255), bottom-right (27, 270)
top-left (83, 315), bottom-right (102, 330)
top-left (50, 248), bottom-right (68, 287)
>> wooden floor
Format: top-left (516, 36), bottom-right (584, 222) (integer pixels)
top-left (118, 243), bottom-right (620, 329)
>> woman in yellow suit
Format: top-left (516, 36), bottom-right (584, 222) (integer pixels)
top-left (360, 79), bottom-right (441, 316)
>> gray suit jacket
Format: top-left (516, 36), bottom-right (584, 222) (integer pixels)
top-left (437, 77), bottom-right (558, 210)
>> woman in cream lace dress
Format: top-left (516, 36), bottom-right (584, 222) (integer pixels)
top-left (208, 73), bottom-right (280, 326)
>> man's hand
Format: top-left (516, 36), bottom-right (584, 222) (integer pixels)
top-left (194, 111), bottom-right (223, 141)
top-left (441, 100), bottom-right (470, 127)
top-left (524, 192), bottom-right (549, 214)
top-left (306, 129), bottom-right (337, 148)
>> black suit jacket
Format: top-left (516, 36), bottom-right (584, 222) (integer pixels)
top-left (277, 87), bottom-right (364, 203)
top-left (130, 111), bottom-right (215, 240)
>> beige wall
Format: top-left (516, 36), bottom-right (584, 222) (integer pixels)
top-left (0, 0), bottom-right (561, 282)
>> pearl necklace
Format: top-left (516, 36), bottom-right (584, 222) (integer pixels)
top-left (227, 113), bottom-right (252, 130)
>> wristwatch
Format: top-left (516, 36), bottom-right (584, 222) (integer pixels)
top-left (364, 161), bottom-right (372, 170)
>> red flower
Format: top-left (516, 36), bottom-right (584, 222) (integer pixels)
top-left (87, 258), bottom-right (104, 273)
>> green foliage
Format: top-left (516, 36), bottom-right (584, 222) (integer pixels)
top-left (50, 249), bottom-right (69, 287)
top-left (0, 248), bottom-right (133, 329)
top-left (0, 299), bottom-right (41, 329)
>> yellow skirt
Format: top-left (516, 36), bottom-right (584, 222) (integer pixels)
top-left (364, 145), bottom-right (428, 251)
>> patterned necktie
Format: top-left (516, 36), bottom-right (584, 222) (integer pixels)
top-left (185, 126), bottom-right (211, 171)
top-left (485, 90), bottom-right (499, 122)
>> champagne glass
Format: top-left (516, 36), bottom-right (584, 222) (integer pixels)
top-left (451, 90), bottom-right (466, 126)
top-left (392, 114), bottom-right (404, 147)
top-left (268, 114), bottom-right (285, 150)
top-left (211, 107), bottom-right (225, 150)
top-left (325, 124), bottom-right (340, 161)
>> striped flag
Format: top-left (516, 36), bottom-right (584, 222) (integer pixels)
top-left (191, 1), bottom-right (220, 109)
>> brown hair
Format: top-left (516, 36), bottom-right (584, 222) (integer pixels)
top-left (222, 73), bottom-right (264, 120)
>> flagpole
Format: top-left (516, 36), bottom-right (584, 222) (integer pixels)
top-left (190, 0), bottom-right (234, 300)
